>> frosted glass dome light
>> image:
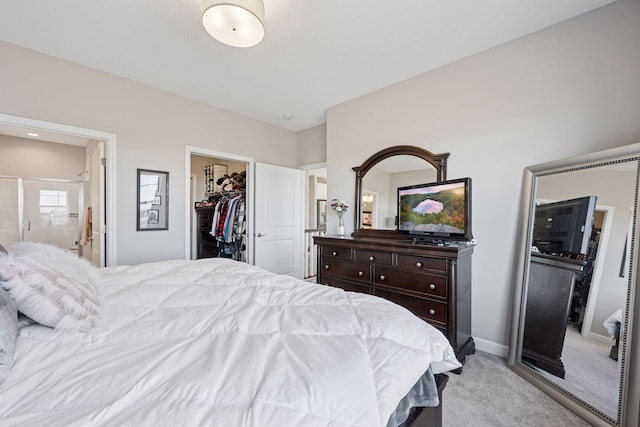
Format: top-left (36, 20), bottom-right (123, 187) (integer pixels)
top-left (202, 0), bottom-right (265, 48)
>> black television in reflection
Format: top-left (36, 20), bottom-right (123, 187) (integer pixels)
top-left (532, 196), bottom-right (597, 257)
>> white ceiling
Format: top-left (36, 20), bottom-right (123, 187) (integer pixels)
top-left (0, 0), bottom-right (617, 132)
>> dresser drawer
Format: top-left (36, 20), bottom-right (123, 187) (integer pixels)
top-left (353, 249), bottom-right (392, 265)
top-left (321, 277), bottom-right (372, 295)
top-left (320, 258), bottom-right (370, 283)
top-left (198, 214), bottom-right (213, 228)
top-left (374, 266), bottom-right (447, 299)
top-left (320, 245), bottom-right (351, 260)
top-left (375, 288), bottom-right (447, 325)
top-left (396, 254), bottom-right (447, 273)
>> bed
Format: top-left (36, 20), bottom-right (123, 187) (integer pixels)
top-left (0, 242), bottom-right (460, 426)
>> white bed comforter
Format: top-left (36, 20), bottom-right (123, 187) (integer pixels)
top-left (0, 258), bottom-right (460, 427)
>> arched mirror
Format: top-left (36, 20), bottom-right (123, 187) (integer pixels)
top-left (352, 145), bottom-right (450, 238)
top-left (508, 143), bottom-right (640, 426)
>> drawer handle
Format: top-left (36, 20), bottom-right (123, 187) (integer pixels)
top-left (332, 251), bottom-right (337, 256)
top-left (358, 271), bottom-right (364, 277)
top-left (324, 264), bottom-right (330, 270)
top-left (416, 262), bottom-right (423, 268)
top-left (429, 309), bottom-right (436, 315)
top-left (379, 275), bottom-right (386, 281)
top-left (369, 256), bottom-right (375, 261)
top-left (429, 283), bottom-right (436, 290)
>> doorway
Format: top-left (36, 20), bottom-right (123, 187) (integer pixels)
top-left (185, 146), bottom-right (254, 264)
top-left (300, 163), bottom-right (326, 280)
top-left (0, 113), bottom-right (116, 266)
top-left (185, 146), bottom-right (305, 279)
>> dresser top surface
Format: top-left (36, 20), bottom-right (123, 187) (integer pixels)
top-left (314, 235), bottom-right (474, 257)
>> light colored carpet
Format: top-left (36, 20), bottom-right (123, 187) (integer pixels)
top-left (442, 351), bottom-right (592, 426)
top-left (535, 326), bottom-right (619, 419)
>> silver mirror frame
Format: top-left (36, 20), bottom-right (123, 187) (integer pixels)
top-left (507, 143), bottom-right (640, 427)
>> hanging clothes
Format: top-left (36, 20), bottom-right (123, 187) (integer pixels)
top-left (209, 192), bottom-right (246, 261)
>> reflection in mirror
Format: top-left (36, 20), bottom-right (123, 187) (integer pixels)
top-left (361, 190), bottom-right (377, 229)
top-left (353, 146), bottom-right (449, 237)
top-left (361, 156), bottom-right (436, 230)
top-left (136, 169), bottom-right (169, 231)
top-left (508, 146), bottom-right (640, 427)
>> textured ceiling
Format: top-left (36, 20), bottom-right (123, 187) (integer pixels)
top-left (0, 0), bottom-right (617, 132)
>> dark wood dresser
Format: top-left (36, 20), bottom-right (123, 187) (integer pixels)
top-left (522, 252), bottom-right (585, 378)
top-left (195, 207), bottom-right (217, 259)
top-left (314, 235), bottom-right (475, 368)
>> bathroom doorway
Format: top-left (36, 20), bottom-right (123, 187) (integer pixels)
top-left (0, 113), bottom-right (116, 266)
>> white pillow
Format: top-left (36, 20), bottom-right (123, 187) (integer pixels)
top-left (0, 242), bottom-right (101, 332)
top-left (0, 288), bottom-right (17, 384)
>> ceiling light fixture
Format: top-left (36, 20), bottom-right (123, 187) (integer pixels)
top-left (202, 0), bottom-right (265, 48)
top-left (27, 132), bottom-right (39, 137)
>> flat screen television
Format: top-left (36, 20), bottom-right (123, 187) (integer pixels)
top-left (532, 196), bottom-right (597, 257)
top-left (397, 177), bottom-right (472, 243)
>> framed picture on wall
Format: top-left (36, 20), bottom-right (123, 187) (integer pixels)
top-left (147, 209), bottom-right (160, 224)
top-left (137, 169), bottom-right (169, 231)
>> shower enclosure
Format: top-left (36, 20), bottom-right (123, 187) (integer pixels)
top-left (0, 177), bottom-right (83, 255)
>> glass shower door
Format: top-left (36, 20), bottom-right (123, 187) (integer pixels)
top-left (0, 177), bottom-right (20, 248)
top-left (22, 180), bottom-right (82, 252)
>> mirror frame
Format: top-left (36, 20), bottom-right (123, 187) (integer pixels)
top-left (352, 145), bottom-right (450, 238)
top-left (507, 143), bottom-right (640, 426)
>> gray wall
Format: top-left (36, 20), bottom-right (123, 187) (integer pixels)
top-left (297, 124), bottom-right (327, 166)
top-left (325, 0), bottom-right (640, 353)
top-left (1, 41), bottom-right (298, 265)
top-left (0, 135), bottom-right (85, 180)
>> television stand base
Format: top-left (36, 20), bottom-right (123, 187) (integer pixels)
top-left (411, 237), bottom-right (452, 246)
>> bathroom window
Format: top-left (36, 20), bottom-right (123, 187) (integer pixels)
top-left (40, 190), bottom-right (68, 207)
top-left (39, 189), bottom-right (68, 223)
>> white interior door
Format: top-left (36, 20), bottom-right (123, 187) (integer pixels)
top-left (91, 141), bottom-right (105, 267)
top-left (254, 163), bottom-right (304, 278)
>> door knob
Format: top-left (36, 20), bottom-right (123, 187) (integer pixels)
top-left (256, 233), bottom-right (267, 237)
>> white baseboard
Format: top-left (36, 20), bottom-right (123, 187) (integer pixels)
top-left (587, 331), bottom-right (613, 346)
top-left (474, 337), bottom-right (509, 358)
